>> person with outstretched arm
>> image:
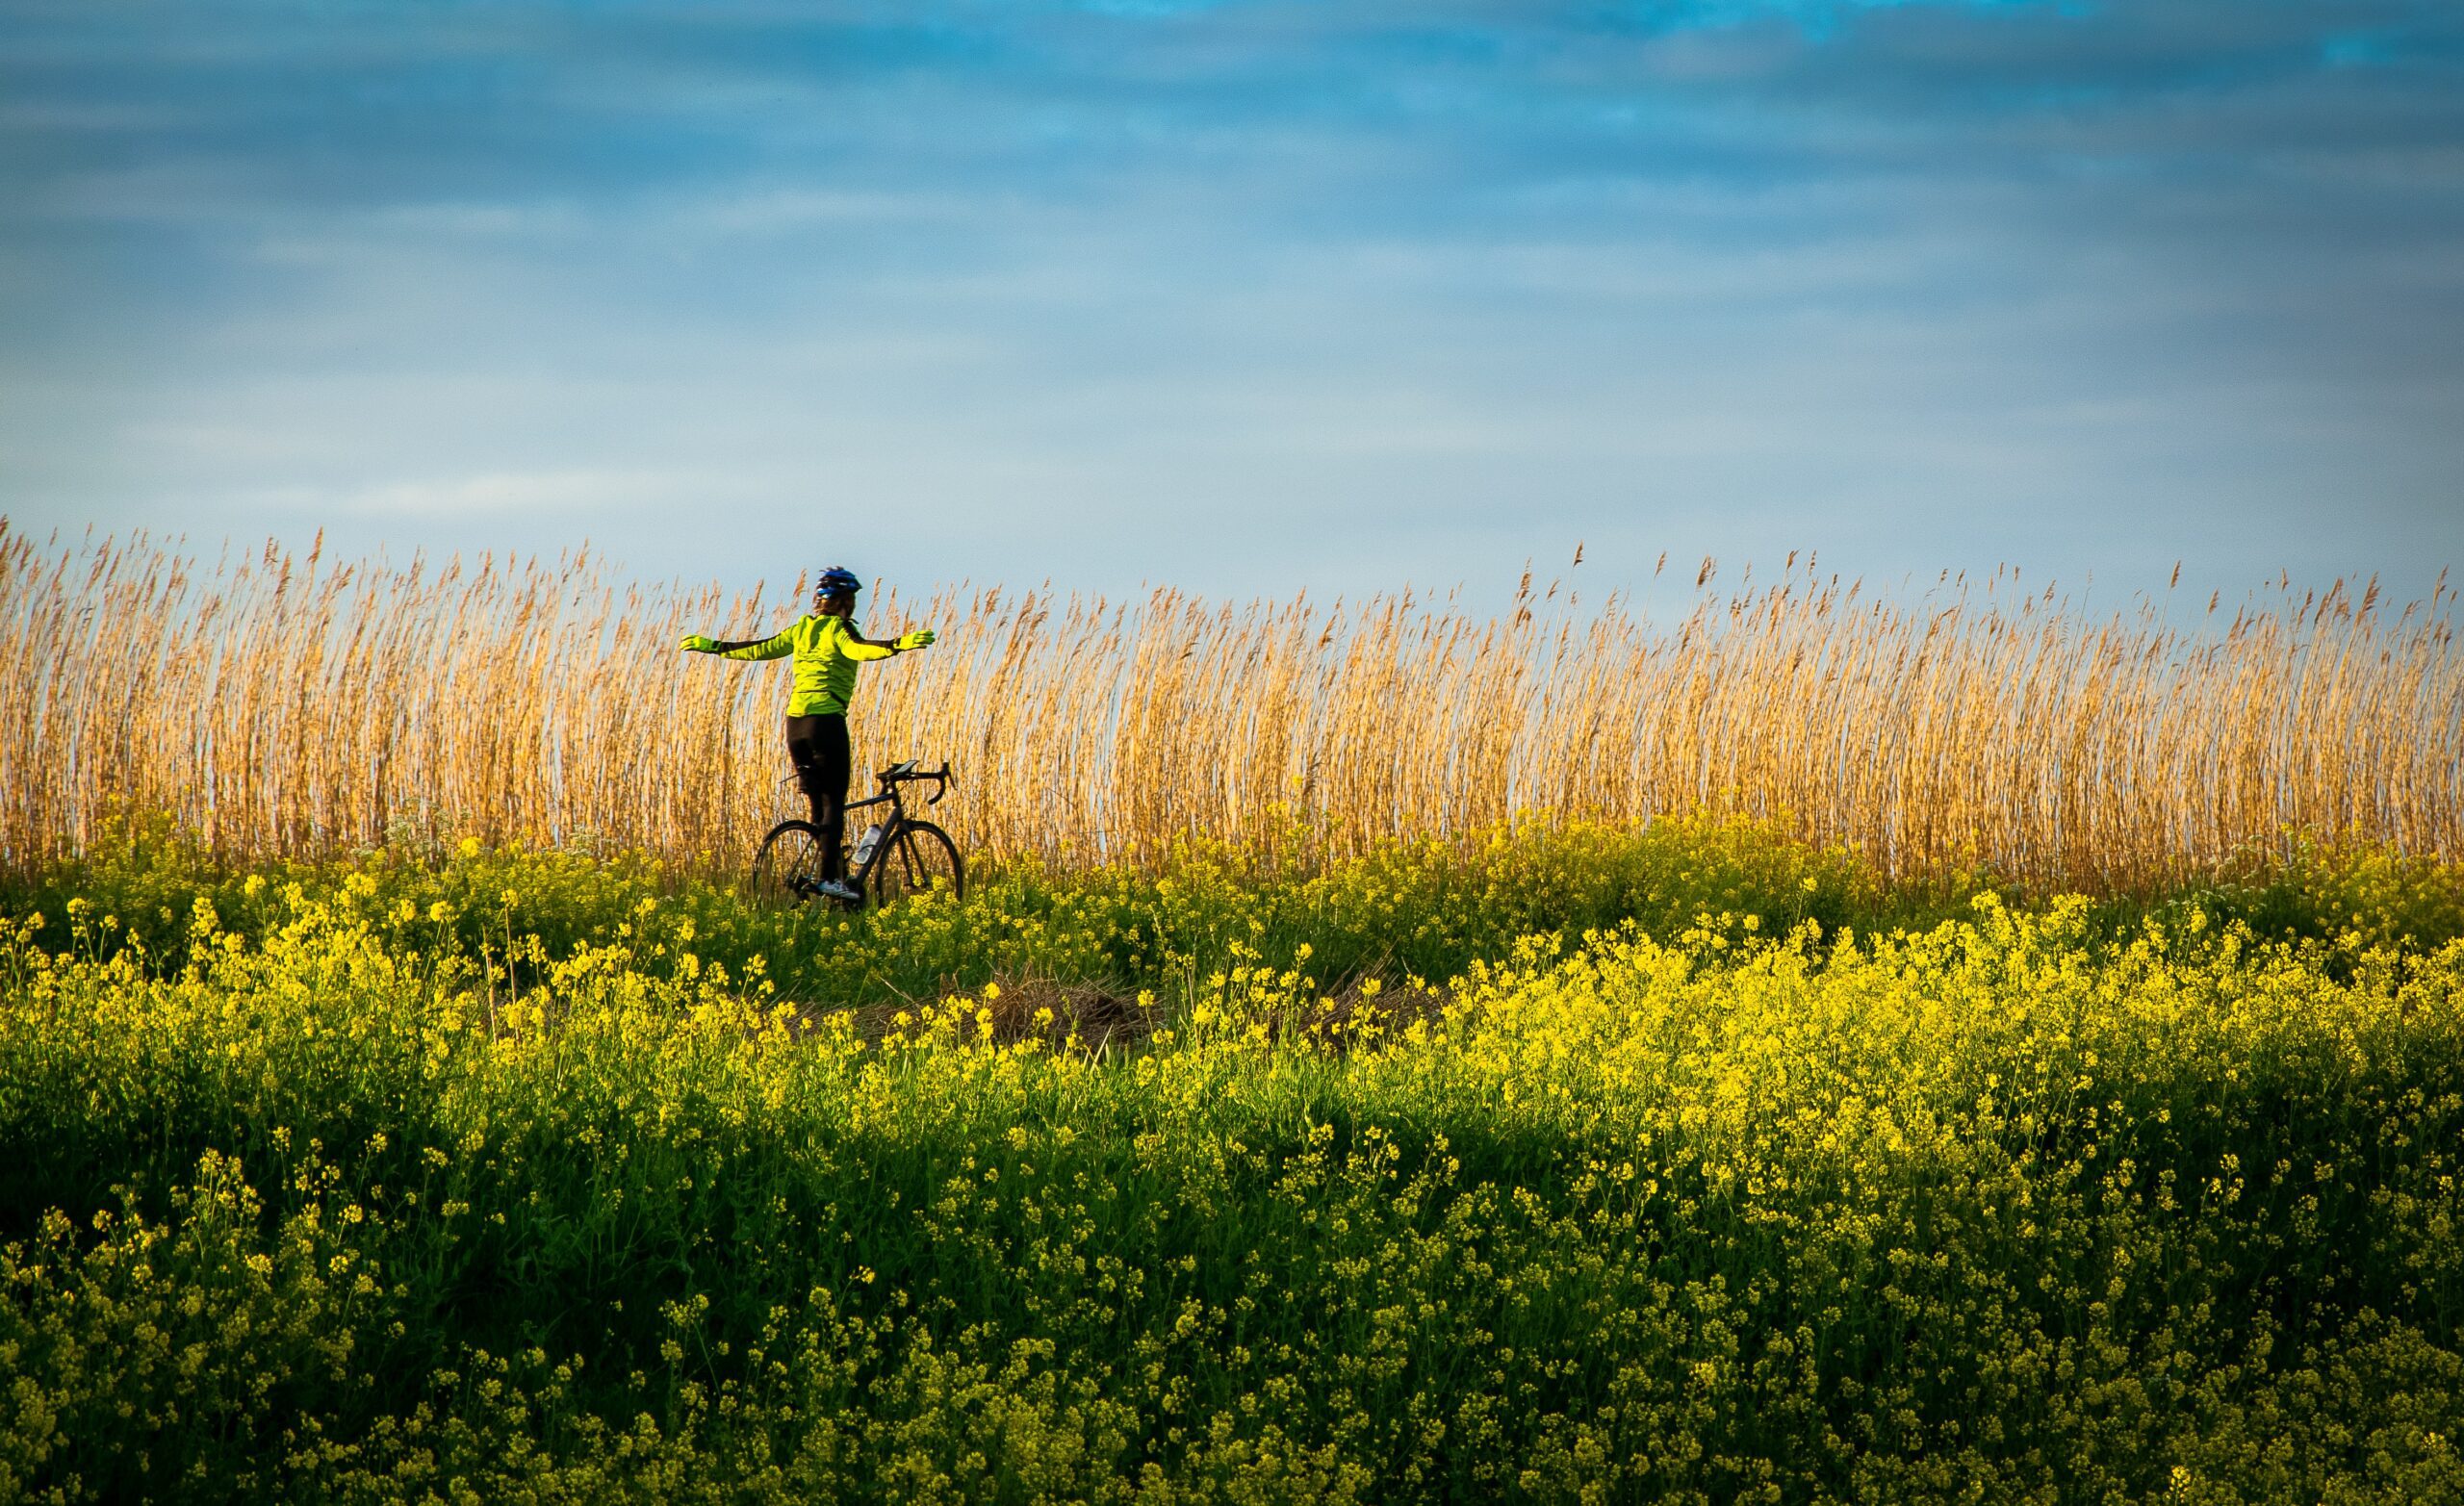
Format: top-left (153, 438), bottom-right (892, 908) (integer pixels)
top-left (680, 566), bottom-right (935, 903)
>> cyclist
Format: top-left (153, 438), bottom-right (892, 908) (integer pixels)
top-left (680, 566), bottom-right (935, 903)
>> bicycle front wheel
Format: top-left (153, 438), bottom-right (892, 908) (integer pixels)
top-left (871, 820), bottom-right (964, 906)
top-left (749, 820), bottom-right (833, 907)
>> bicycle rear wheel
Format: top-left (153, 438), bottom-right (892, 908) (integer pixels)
top-left (871, 820), bottom-right (964, 906)
top-left (749, 820), bottom-right (834, 907)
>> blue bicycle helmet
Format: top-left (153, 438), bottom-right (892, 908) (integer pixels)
top-left (814, 566), bottom-right (862, 595)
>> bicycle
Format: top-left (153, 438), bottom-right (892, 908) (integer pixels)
top-left (750, 759), bottom-right (966, 909)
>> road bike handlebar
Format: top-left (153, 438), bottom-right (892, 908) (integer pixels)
top-left (877, 760), bottom-right (953, 805)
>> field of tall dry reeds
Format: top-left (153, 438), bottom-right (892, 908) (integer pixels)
top-left (3, 523), bottom-right (2455, 889)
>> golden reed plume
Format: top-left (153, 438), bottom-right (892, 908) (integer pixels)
top-left (3, 523), bottom-right (2455, 890)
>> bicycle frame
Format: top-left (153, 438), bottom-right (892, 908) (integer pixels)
top-left (754, 759), bottom-right (956, 908)
top-left (751, 756), bottom-right (961, 913)
top-left (839, 789), bottom-right (903, 888)
top-left (839, 762), bottom-right (951, 893)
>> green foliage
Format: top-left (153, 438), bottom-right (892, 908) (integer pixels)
top-left (1, 828), bottom-right (2461, 1501)
top-left (1, 812), bottom-right (1934, 1012)
top-left (2163, 836), bottom-right (2464, 958)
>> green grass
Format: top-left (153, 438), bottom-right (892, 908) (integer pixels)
top-left (1, 823), bottom-right (2461, 1502)
top-left (17, 813), bottom-right (2460, 1010)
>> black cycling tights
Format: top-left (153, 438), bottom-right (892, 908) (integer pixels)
top-left (785, 713), bottom-right (852, 881)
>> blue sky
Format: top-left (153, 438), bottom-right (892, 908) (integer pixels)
top-left (3, 0), bottom-right (2459, 610)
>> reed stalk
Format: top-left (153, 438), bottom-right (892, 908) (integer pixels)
top-left (3, 523), bottom-right (2454, 890)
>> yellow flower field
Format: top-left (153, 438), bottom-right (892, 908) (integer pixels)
top-left (2, 828), bottom-right (2459, 1501)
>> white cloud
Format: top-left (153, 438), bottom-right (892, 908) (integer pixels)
top-left (3, 0), bottom-right (2459, 611)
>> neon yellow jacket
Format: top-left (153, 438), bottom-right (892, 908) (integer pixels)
top-left (716, 615), bottom-right (893, 716)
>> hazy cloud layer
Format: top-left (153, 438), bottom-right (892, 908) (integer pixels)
top-left (3, 0), bottom-right (2459, 608)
